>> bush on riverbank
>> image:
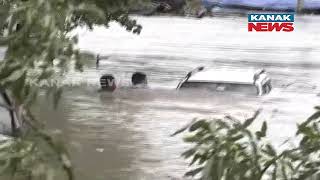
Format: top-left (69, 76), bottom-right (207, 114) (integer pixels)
top-left (129, 0), bottom-right (203, 16)
top-left (175, 107), bottom-right (320, 179)
top-left (183, 0), bottom-right (203, 16)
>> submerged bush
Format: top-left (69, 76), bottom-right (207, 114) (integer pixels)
top-left (174, 107), bottom-right (320, 180)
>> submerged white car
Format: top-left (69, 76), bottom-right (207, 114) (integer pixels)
top-left (177, 67), bottom-right (272, 96)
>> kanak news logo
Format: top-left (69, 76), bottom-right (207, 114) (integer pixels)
top-left (248, 13), bottom-right (295, 32)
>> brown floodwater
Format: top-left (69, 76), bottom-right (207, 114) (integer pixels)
top-left (34, 15), bottom-right (320, 180)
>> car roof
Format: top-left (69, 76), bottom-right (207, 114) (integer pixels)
top-left (187, 68), bottom-right (265, 84)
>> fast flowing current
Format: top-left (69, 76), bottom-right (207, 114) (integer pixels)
top-left (34, 15), bottom-right (320, 180)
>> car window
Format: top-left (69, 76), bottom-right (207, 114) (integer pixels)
top-left (224, 84), bottom-right (258, 95)
top-left (181, 82), bottom-right (258, 95)
top-left (0, 93), bottom-right (12, 135)
top-left (181, 82), bottom-right (218, 89)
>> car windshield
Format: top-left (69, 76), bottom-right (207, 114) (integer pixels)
top-left (180, 82), bottom-right (258, 95)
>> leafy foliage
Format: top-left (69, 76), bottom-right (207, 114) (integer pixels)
top-left (175, 108), bottom-right (320, 180)
top-left (0, 132), bottom-right (72, 180)
top-left (183, 0), bottom-right (202, 16)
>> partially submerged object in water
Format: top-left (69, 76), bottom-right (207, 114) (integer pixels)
top-left (132, 72), bottom-right (148, 88)
top-left (100, 74), bottom-right (117, 92)
top-left (177, 67), bottom-right (272, 96)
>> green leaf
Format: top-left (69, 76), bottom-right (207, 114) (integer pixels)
top-left (184, 167), bottom-right (203, 177)
top-left (189, 120), bottom-right (208, 132)
top-left (256, 121), bottom-right (267, 140)
top-left (242, 111), bottom-right (260, 128)
top-left (298, 111), bottom-right (320, 133)
top-left (265, 144), bottom-right (277, 156)
top-left (181, 148), bottom-right (196, 159)
top-left (229, 134), bottom-right (244, 142)
top-left (183, 134), bottom-right (200, 143)
top-left (189, 154), bottom-right (201, 166)
top-left (261, 121), bottom-right (267, 136)
top-left (171, 119), bottom-right (196, 136)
